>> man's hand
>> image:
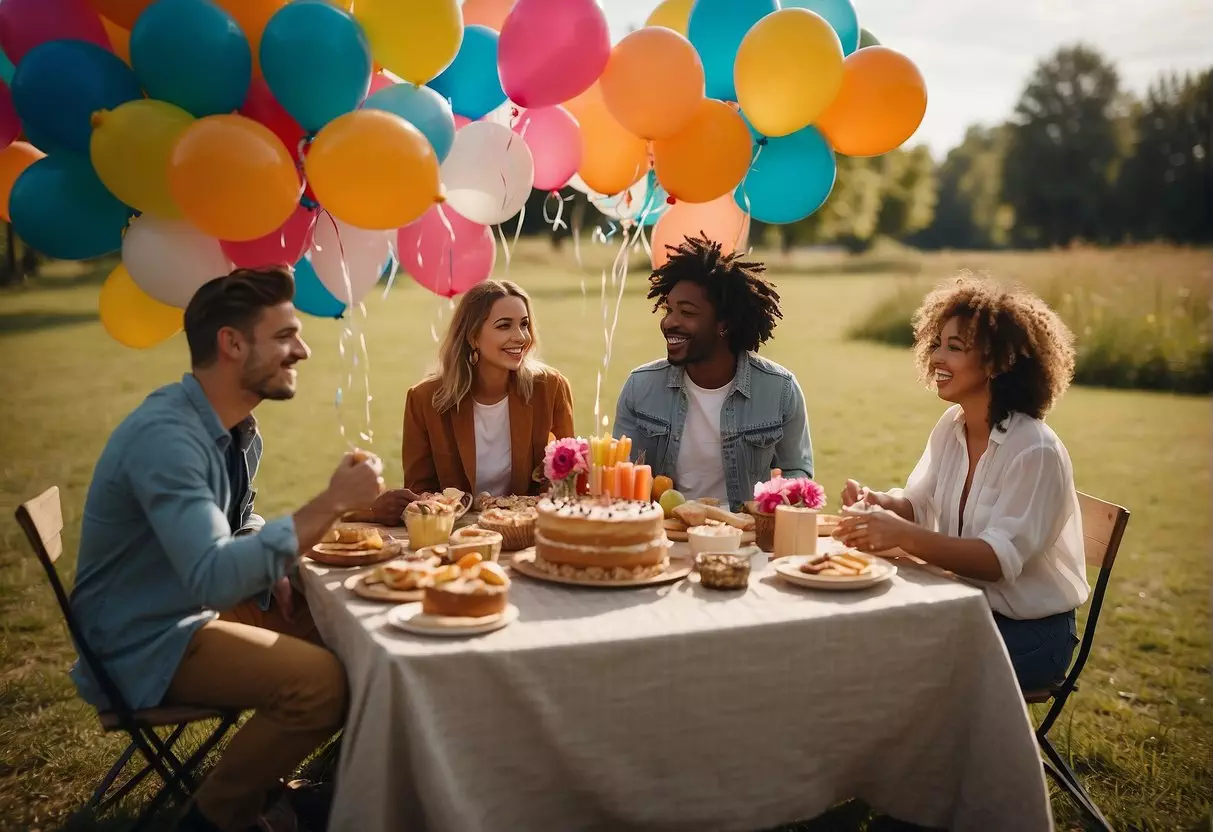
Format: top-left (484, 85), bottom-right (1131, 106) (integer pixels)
top-left (271, 576), bottom-right (295, 621)
top-left (326, 450), bottom-right (385, 514)
top-left (368, 489), bottom-right (421, 526)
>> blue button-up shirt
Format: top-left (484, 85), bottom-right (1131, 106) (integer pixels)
top-left (70, 374), bottom-right (299, 710)
top-left (613, 351), bottom-right (814, 510)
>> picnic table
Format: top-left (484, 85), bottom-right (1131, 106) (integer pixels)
top-left (300, 544), bottom-right (1052, 832)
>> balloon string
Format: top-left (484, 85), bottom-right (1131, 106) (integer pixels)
top-left (380, 237), bottom-right (400, 299)
top-left (511, 201), bottom-right (525, 264)
top-left (434, 204), bottom-right (457, 297)
top-left (736, 142), bottom-right (764, 255)
top-left (495, 223), bottom-right (511, 272)
top-left (543, 191), bottom-right (569, 233)
top-left (321, 210), bottom-right (373, 450)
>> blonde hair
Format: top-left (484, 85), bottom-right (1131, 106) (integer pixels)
top-left (430, 280), bottom-right (544, 413)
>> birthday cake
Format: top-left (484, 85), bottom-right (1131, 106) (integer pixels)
top-left (533, 497), bottom-right (669, 580)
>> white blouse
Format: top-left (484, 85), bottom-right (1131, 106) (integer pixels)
top-left (473, 397), bottom-right (512, 497)
top-left (892, 405), bottom-right (1090, 620)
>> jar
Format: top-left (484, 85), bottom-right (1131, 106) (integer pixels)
top-left (695, 552), bottom-right (751, 590)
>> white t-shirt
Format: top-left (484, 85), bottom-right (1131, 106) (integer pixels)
top-left (473, 397), bottom-right (512, 497)
top-left (674, 376), bottom-right (732, 505)
top-left (892, 405), bottom-right (1091, 619)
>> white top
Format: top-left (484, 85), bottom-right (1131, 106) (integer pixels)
top-left (893, 405), bottom-right (1090, 619)
top-left (473, 397), bottom-right (512, 497)
top-left (675, 376), bottom-right (732, 506)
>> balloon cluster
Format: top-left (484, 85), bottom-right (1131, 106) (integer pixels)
top-left (0, 0), bottom-right (927, 349)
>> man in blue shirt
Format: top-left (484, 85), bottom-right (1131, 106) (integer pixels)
top-left (71, 268), bottom-right (387, 832)
top-left (614, 236), bottom-right (813, 510)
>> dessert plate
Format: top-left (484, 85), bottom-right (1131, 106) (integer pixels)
top-left (386, 602), bottom-right (518, 636)
top-left (510, 549), bottom-right (694, 588)
top-left (346, 571), bottom-right (424, 603)
top-left (771, 553), bottom-right (896, 591)
top-left (306, 538), bottom-right (406, 568)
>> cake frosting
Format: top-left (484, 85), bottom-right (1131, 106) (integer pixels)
top-left (534, 497), bottom-right (668, 576)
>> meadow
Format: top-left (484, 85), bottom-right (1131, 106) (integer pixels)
top-left (0, 242), bottom-right (1208, 831)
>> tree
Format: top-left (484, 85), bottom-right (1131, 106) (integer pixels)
top-left (1002, 44), bottom-right (1127, 247)
top-left (915, 125), bottom-right (1014, 249)
top-left (875, 145), bottom-right (938, 240)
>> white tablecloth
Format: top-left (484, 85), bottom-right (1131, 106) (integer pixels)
top-left (301, 550), bottom-right (1052, 832)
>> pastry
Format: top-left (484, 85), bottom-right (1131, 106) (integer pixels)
top-left (322, 525), bottom-right (384, 549)
top-left (448, 525), bottom-right (504, 561)
top-left (421, 558), bottom-right (511, 619)
top-left (476, 506), bottom-right (539, 551)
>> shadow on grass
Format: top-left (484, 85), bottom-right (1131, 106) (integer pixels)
top-left (0, 310), bottom-right (99, 336)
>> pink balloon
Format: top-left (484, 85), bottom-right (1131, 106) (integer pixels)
top-left (454, 114), bottom-right (473, 129)
top-left (368, 72), bottom-right (397, 97)
top-left (221, 204), bottom-right (318, 269)
top-left (0, 0), bottom-right (110, 64)
top-left (513, 106), bottom-right (580, 191)
top-left (398, 205), bottom-right (496, 298)
top-left (498, 0), bottom-right (610, 108)
top-left (650, 194), bottom-right (750, 270)
top-left (0, 85), bottom-right (18, 150)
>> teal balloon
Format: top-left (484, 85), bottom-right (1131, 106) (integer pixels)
top-left (427, 25), bottom-right (505, 121)
top-left (638, 172), bottom-right (667, 228)
top-left (292, 257), bottom-right (346, 318)
top-left (11, 40), bottom-right (142, 156)
top-left (781, 0), bottom-right (861, 56)
top-left (363, 84), bottom-right (456, 163)
top-left (261, 1), bottom-right (372, 133)
top-left (131, 0), bottom-right (252, 117)
top-left (735, 125), bottom-right (836, 224)
top-left (859, 28), bottom-right (880, 49)
top-left (0, 49), bottom-right (13, 85)
top-left (10, 156), bottom-right (133, 260)
top-left (688, 0), bottom-right (778, 101)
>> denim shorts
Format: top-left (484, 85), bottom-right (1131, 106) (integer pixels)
top-left (993, 609), bottom-right (1079, 691)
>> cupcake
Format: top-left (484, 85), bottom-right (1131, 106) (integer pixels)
top-left (476, 507), bottom-right (539, 551)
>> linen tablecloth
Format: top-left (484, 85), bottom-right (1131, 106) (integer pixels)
top-left (300, 553), bottom-right (1052, 832)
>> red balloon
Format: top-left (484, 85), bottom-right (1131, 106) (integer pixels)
top-left (240, 77), bottom-right (306, 159)
top-left (221, 203), bottom-right (317, 269)
top-left (0, 0), bottom-right (110, 64)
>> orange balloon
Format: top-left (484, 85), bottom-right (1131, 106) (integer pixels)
top-left (168, 115), bottom-right (301, 242)
top-left (462, 0), bottom-right (514, 31)
top-left (816, 47), bottom-right (927, 157)
top-left (88, 0), bottom-right (154, 30)
top-left (212, 0), bottom-right (287, 73)
top-left (600, 27), bottom-right (704, 140)
top-left (565, 83), bottom-right (648, 196)
top-left (0, 142), bottom-right (45, 222)
top-left (101, 17), bottom-right (131, 65)
top-left (650, 193), bottom-right (749, 270)
top-left (653, 99), bottom-right (751, 204)
top-left (304, 110), bottom-right (441, 230)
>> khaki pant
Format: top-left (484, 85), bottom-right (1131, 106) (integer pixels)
top-left (165, 592), bottom-right (347, 831)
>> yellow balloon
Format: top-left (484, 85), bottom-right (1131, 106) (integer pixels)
top-left (734, 8), bottom-right (844, 138)
top-left (305, 109), bottom-right (442, 230)
top-left (100, 265), bottom-right (183, 349)
top-left (645, 0), bottom-right (693, 35)
top-left (91, 101), bottom-right (194, 218)
top-left (355, 0), bottom-right (462, 85)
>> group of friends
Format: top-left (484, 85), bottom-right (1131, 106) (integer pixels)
top-left (67, 236), bottom-right (1090, 832)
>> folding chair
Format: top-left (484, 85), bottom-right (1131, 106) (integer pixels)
top-left (15, 486), bottom-right (241, 830)
top-left (1024, 491), bottom-right (1130, 832)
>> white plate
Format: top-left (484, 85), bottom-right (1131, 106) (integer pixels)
top-left (386, 602), bottom-right (518, 636)
top-left (771, 553), bottom-right (896, 591)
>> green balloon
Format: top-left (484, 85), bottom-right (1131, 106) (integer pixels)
top-left (0, 50), bottom-right (13, 85)
top-left (859, 29), bottom-right (880, 49)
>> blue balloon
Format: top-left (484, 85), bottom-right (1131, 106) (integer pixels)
top-left (363, 84), bottom-right (456, 163)
top-left (261, 1), bottom-right (372, 133)
top-left (131, 0), bottom-right (251, 117)
top-left (735, 124), bottom-right (836, 224)
top-left (427, 25), bottom-right (505, 121)
top-left (0, 49), bottom-right (14, 85)
top-left (292, 257), bottom-right (346, 318)
top-left (638, 172), bottom-right (668, 228)
top-left (11, 41), bottom-right (142, 156)
top-left (688, 0), bottom-right (778, 101)
top-left (781, 0), bottom-right (861, 56)
top-left (10, 156), bottom-right (133, 260)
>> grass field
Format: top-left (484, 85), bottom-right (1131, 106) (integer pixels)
top-left (0, 243), bottom-right (1209, 831)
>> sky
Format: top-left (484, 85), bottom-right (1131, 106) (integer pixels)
top-left (604, 0), bottom-right (1212, 158)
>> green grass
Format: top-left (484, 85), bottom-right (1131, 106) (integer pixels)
top-left (0, 244), bottom-right (1209, 831)
top-left (845, 246), bottom-right (1213, 394)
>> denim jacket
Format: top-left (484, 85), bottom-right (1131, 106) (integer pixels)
top-left (613, 352), bottom-right (813, 510)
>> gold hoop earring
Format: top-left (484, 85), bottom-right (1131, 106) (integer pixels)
top-left (468, 347), bottom-right (480, 367)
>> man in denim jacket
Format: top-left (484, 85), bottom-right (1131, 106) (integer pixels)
top-left (614, 236), bottom-right (813, 510)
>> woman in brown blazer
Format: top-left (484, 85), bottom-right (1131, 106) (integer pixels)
top-left (402, 279), bottom-right (575, 497)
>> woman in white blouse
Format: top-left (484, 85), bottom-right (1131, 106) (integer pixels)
top-left (836, 275), bottom-right (1090, 690)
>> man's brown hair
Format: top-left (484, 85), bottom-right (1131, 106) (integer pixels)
top-left (184, 267), bottom-right (296, 368)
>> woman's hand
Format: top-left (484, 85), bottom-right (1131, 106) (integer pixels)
top-left (368, 488), bottom-right (422, 525)
top-left (834, 508), bottom-right (916, 553)
top-left (841, 479), bottom-right (884, 509)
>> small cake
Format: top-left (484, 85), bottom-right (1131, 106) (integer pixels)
top-left (449, 526), bottom-right (504, 561)
top-left (534, 498), bottom-right (668, 579)
top-left (476, 507), bottom-right (539, 551)
top-left (421, 553), bottom-right (511, 618)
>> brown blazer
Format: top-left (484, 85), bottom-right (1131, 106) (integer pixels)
top-left (402, 368), bottom-right (575, 496)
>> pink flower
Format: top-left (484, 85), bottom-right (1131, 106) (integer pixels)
top-left (753, 476), bottom-right (789, 514)
top-left (544, 437), bottom-right (589, 482)
top-left (752, 476), bottom-right (826, 513)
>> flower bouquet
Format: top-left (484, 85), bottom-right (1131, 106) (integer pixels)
top-left (745, 474), bottom-right (827, 552)
top-left (542, 436), bottom-right (590, 500)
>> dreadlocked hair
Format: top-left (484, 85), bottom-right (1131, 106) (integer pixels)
top-left (647, 234), bottom-right (782, 354)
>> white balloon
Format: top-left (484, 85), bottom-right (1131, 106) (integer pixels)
top-left (440, 121), bottom-right (535, 226)
top-left (309, 212), bottom-right (392, 305)
top-left (122, 217), bottom-right (232, 309)
top-left (566, 173), bottom-right (595, 196)
top-left (591, 175), bottom-right (668, 224)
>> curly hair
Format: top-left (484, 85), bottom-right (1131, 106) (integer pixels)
top-left (648, 235), bottom-right (782, 354)
top-left (911, 272), bottom-right (1076, 428)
